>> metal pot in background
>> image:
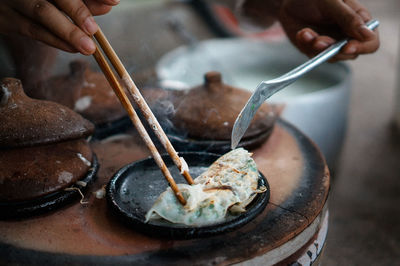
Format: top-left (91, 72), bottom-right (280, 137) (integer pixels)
top-left (156, 38), bottom-right (352, 168)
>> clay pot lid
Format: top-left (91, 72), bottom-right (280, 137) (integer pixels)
top-left (0, 78), bottom-right (94, 148)
top-left (32, 60), bottom-right (126, 125)
top-left (169, 71), bottom-right (276, 140)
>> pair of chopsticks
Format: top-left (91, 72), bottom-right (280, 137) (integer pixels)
top-left (91, 28), bottom-right (193, 205)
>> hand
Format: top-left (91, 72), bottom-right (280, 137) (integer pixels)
top-left (278, 0), bottom-right (379, 61)
top-left (0, 0), bottom-right (119, 55)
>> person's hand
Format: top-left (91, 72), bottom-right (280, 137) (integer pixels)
top-left (238, 0), bottom-right (379, 61)
top-left (0, 0), bottom-right (119, 55)
top-left (278, 0), bottom-right (379, 61)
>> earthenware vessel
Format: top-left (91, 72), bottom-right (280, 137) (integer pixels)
top-left (0, 78), bottom-right (99, 219)
top-left (29, 60), bottom-right (130, 139)
top-left (143, 71), bottom-right (277, 152)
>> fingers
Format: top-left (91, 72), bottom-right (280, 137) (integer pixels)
top-left (293, 0), bottom-right (380, 61)
top-left (54, 0), bottom-right (120, 51)
top-left (3, 0), bottom-right (119, 55)
top-left (54, 0), bottom-right (98, 35)
top-left (0, 4), bottom-right (77, 53)
top-left (295, 27), bottom-right (378, 61)
top-left (10, 0), bottom-right (96, 55)
top-left (344, 0), bottom-right (372, 22)
top-left (93, 0), bottom-right (120, 5)
top-left (84, 1), bottom-right (112, 16)
top-left (298, 33), bottom-right (358, 61)
top-left (279, 0), bottom-right (379, 62)
top-left (84, 0), bottom-right (118, 16)
top-left (320, 0), bottom-right (374, 42)
top-left (296, 28), bottom-right (322, 56)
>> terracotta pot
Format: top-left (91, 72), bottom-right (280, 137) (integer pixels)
top-left (31, 60), bottom-right (127, 127)
top-left (0, 78), bottom-right (98, 217)
top-left (143, 71), bottom-right (277, 152)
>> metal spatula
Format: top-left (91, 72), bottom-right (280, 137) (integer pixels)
top-left (231, 19), bottom-right (379, 149)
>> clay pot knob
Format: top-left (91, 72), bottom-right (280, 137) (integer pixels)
top-left (204, 71), bottom-right (222, 92)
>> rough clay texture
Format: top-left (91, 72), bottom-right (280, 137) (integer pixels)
top-left (0, 78), bottom-right (94, 148)
top-left (0, 139), bottom-right (93, 202)
top-left (30, 60), bottom-right (126, 125)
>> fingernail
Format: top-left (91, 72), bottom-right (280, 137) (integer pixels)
top-left (111, 0), bottom-right (120, 4)
top-left (83, 16), bottom-right (98, 35)
top-left (359, 25), bottom-right (373, 40)
top-left (302, 31), bottom-right (314, 42)
top-left (315, 41), bottom-right (329, 50)
top-left (80, 36), bottom-right (96, 54)
top-left (345, 45), bottom-right (357, 54)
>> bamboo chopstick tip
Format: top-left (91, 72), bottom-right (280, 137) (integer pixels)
top-left (176, 192), bottom-right (187, 205)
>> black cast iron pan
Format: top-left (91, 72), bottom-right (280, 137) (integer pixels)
top-left (107, 152), bottom-right (270, 239)
top-left (92, 116), bottom-right (132, 140)
top-left (0, 155), bottom-right (99, 220)
top-left (166, 127), bottom-right (274, 154)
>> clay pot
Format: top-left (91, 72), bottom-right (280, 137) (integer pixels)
top-left (0, 139), bottom-right (93, 202)
top-left (143, 71), bottom-right (277, 152)
top-left (0, 78), bottom-right (97, 204)
top-left (0, 78), bottom-right (94, 148)
top-left (30, 60), bottom-right (127, 126)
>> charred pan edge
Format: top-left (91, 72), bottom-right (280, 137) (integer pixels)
top-left (91, 116), bottom-right (132, 140)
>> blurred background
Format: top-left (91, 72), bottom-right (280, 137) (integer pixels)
top-left (321, 0), bottom-right (400, 264)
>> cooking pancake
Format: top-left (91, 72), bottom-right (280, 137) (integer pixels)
top-left (146, 148), bottom-right (267, 226)
top-left (107, 152), bottom-right (270, 239)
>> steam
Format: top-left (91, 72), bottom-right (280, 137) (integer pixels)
top-left (202, 108), bottom-right (221, 124)
top-left (150, 98), bottom-right (182, 135)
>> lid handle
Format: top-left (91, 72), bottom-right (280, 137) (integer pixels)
top-left (204, 71), bottom-right (222, 92)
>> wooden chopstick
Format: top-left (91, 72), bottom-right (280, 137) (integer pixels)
top-left (91, 40), bottom-right (187, 205)
top-left (94, 29), bottom-right (194, 185)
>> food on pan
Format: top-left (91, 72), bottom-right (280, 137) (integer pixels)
top-left (145, 148), bottom-right (266, 226)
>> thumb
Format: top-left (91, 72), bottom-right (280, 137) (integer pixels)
top-left (321, 0), bottom-right (374, 41)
